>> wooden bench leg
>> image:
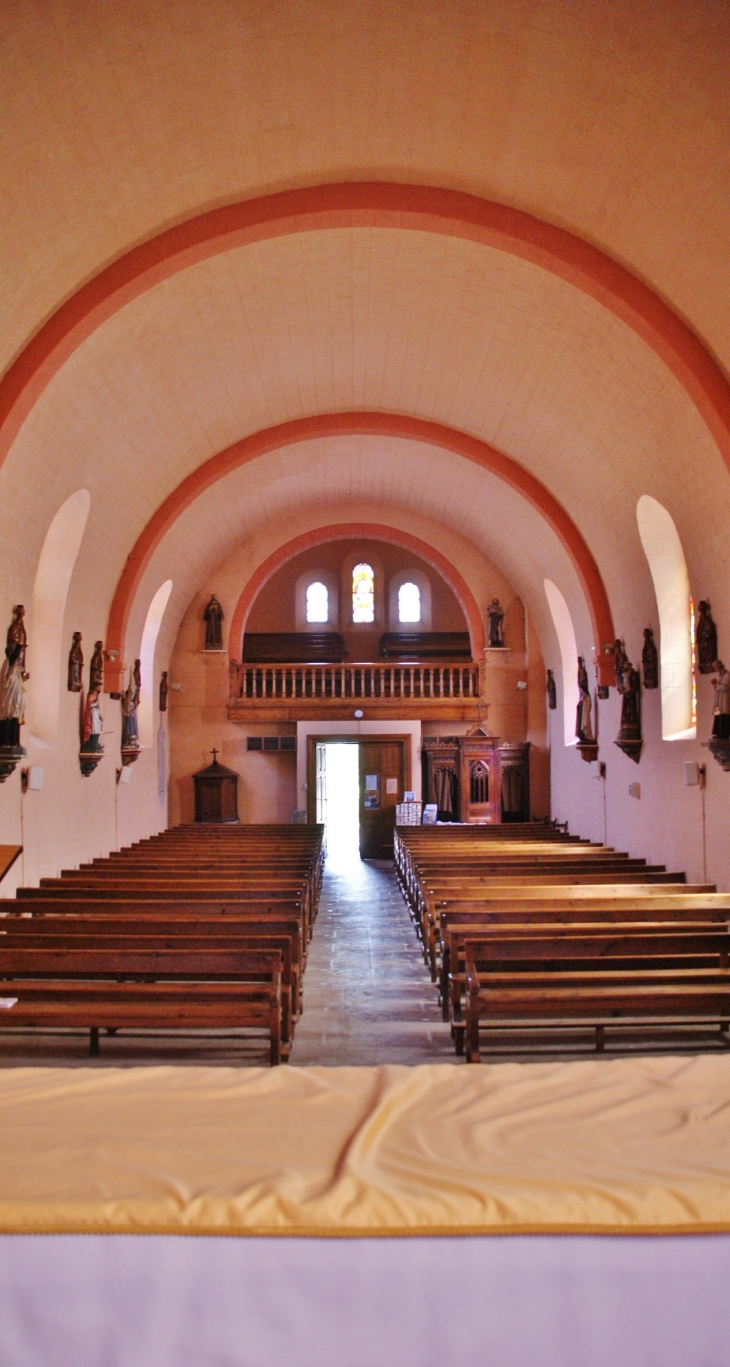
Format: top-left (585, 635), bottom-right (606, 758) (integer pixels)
top-left (269, 993), bottom-right (281, 1067)
top-left (596, 1025), bottom-right (605, 1053)
top-left (465, 991), bottom-right (480, 1065)
top-left (89, 1026), bottom-right (99, 1056)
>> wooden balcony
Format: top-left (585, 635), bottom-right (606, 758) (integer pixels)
top-left (227, 659), bottom-right (485, 722)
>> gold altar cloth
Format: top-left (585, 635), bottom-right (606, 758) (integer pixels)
top-left (1, 1055), bottom-right (730, 1236)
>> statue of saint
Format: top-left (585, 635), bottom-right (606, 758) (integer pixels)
top-left (641, 627), bottom-right (658, 690)
top-left (614, 661), bottom-right (642, 760)
top-left (613, 638), bottom-right (630, 693)
top-left (67, 632), bottom-right (83, 692)
top-left (576, 656), bottom-right (594, 743)
top-left (121, 659), bottom-right (141, 750)
top-left (89, 641), bottom-right (104, 693)
top-left (696, 601), bottom-right (718, 674)
top-left (620, 664), bottom-right (641, 733)
top-left (203, 595), bottom-right (224, 650)
top-left (711, 660), bottom-right (730, 739)
top-left (82, 685), bottom-right (103, 749)
top-left (486, 598), bottom-right (505, 648)
top-left (0, 605), bottom-right (29, 747)
top-left (546, 668), bottom-right (557, 710)
top-left (159, 670), bottom-right (168, 713)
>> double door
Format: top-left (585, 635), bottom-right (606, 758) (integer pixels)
top-left (309, 736), bottom-right (408, 859)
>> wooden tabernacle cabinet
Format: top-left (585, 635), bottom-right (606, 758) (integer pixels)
top-left (422, 732), bottom-right (531, 824)
top-left (192, 753), bottom-right (240, 824)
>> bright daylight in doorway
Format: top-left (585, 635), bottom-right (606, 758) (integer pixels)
top-left (316, 743), bottom-right (360, 865)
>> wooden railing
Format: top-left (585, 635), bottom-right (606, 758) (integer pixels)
top-left (229, 659), bottom-right (482, 704)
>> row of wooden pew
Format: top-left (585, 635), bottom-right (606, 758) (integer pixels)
top-left (0, 823), bottom-right (325, 1065)
top-left (394, 823), bottom-right (730, 1062)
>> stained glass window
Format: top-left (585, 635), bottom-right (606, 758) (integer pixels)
top-left (306, 581), bottom-right (329, 623)
top-left (352, 563), bottom-right (375, 623)
top-left (398, 581), bottom-right (421, 623)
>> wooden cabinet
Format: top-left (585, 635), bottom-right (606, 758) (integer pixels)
top-left (193, 754), bottom-right (240, 824)
top-left (422, 732), bottom-right (531, 824)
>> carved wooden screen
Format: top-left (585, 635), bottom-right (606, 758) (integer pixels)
top-left (469, 759), bottom-right (490, 806)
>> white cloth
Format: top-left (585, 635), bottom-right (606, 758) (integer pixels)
top-left (0, 1232), bottom-right (728, 1367)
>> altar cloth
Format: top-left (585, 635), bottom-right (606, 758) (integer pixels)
top-left (1, 1053), bottom-right (730, 1236)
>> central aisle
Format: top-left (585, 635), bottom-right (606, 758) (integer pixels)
top-left (290, 854), bottom-right (453, 1066)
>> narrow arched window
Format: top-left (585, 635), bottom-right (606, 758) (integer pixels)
top-left (28, 489), bottom-right (91, 744)
top-left (139, 579), bottom-right (173, 748)
top-left (352, 563), bottom-right (375, 623)
top-left (544, 579), bottom-right (580, 747)
top-left (398, 581), bottom-right (421, 623)
top-left (306, 581), bottom-right (329, 623)
top-left (636, 496), bottom-right (695, 740)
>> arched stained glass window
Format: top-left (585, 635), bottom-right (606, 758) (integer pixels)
top-left (398, 581), bottom-right (421, 623)
top-left (352, 563), bottom-right (375, 623)
top-left (306, 581), bottom-right (329, 623)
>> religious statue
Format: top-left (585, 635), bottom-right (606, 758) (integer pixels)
top-left (575, 656), bottom-right (594, 744)
top-left (711, 660), bottom-right (730, 740)
top-left (613, 638), bottom-right (630, 693)
top-left (546, 668), bottom-right (557, 710)
top-left (641, 627), bottom-right (658, 690)
top-left (121, 658), bottom-right (141, 762)
top-left (0, 605), bottom-right (29, 750)
top-left (203, 595), bottom-right (224, 650)
top-left (67, 632), bottom-right (83, 692)
top-left (696, 600), bottom-right (718, 674)
top-left (89, 641), bottom-right (104, 693)
top-left (159, 670), bottom-right (168, 713)
top-left (78, 644), bottom-right (106, 774)
top-left (615, 661), bottom-right (642, 763)
top-left (486, 598), bottom-right (505, 648)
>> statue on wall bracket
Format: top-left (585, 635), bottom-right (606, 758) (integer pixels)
top-left (575, 656), bottom-right (598, 762)
top-left (203, 595), bottom-right (224, 650)
top-left (696, 601), bottom-right (718, 674)
top-left (121, 658), bottom-right (142, 766)
top-left (613, 638), bottom-right (630, 694)
top-left (546, 668), bottom-right (557, 711)
top-left (615, 660), bottom-right (642, 763)
top-left (708, 659), bottom-right (730, 771)
top-left (486, 598), bottom-right (505, 649)
top-left (79, 640), bottom-right (105, 777)
top-left (67, 632), bottom-right (83, 692)
top-left (641, 627), bottom-right (659, 689)
top-left (0, 605), bottom-right (28, 782)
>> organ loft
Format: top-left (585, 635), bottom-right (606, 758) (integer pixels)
top-left (0, 3), bottom-right (729, 1363)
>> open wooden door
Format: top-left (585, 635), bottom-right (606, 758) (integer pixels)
top-left (358, 739), bottom-right (406, 859)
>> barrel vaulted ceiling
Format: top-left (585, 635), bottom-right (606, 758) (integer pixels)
top-left (1, 0), bottom-right (729, 673)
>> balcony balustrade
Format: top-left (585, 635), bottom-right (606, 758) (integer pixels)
top-left (227, 658), bottom-right (485, 721)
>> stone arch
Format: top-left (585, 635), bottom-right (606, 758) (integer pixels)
top-left (228, 524), bottom-right (487, 661)
top-left (104, 413), bottom-right (615, 690)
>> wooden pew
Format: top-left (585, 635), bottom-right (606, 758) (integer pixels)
top-left (463, 935), bottom-right (730, 1062)
top-left (0, 946), bottom-right (284, 1064)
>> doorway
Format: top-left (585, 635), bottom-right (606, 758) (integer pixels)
top-left (315, 743), bottom-right (360, 864)
top-left (309, 735), bottom-right (410, 860)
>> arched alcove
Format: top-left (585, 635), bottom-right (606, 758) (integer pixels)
top-left (138, 579), bottom-right (173, 747)
top-left (544, 579), bottom-right (580, 747)
top-left (636, 496), bottom-right (695, 741)
top-left (28, 489), bottom-right (91, 744)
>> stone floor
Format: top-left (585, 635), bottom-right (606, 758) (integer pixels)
top-left (290, 853), bottom-right (453, 1066)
